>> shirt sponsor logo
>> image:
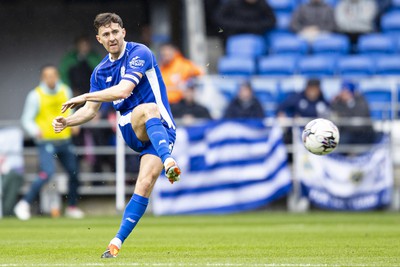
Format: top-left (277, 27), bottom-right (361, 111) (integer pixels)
top-left (129, 56), bottom-right (145, 68)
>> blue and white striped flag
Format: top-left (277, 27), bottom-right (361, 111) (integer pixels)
top-left (298, 136), bottom-right (393, 210)
top-left (152, 120), bottom-right (292, 215)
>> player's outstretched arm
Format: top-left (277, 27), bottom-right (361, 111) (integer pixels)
top-left (53, 101), bottom-right (102, 133)
top-left (61, 78), bottom-right (139, 113)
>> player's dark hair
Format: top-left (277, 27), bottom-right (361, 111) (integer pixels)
top-left (40, 64), bottom-right (58, 75)
top-left (94, 13), bottom-right (123, 33)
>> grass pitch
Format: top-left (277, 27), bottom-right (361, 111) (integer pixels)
top-left (0, 212), bottom-right (399, 267)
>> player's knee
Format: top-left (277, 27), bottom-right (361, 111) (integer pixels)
top-left (142, 103), bottom-right (160, 119)
top-left (136, 177), bottom-right (155, 193)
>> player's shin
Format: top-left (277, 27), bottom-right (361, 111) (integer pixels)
top-left (145, 118), bottom-right (171, 163)
top-left (115, 194), bottom-right (149, 243)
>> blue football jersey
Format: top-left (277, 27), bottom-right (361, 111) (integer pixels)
top-left (90, 42), bottom-right (175, 129)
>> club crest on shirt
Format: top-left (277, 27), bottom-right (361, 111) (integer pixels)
top-left (129, 56), bottom-right (145, 68)
top-left (120, 66), bottom-right (126, 77)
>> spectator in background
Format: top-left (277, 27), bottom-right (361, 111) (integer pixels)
top-left (170, 80), bottom-right (212, 125)
top-left (159, 43), bottom-right (203, 104)
top-left (335, 0), bottom-right (378, 47)
top-left (14, 65), bottom-right (84, 220)
top-left (224, 81), bottom-right (265, 119)
top-left (215, 0), bottom-right (276, 40)
top-left (59, 35), bottom-right (102, 97)
top-left (277, 79), bottom-right (330, 118)
top-left (290, 0), bottom-right (336, 42)
top-left (331, 80), bottom-right (376, 144)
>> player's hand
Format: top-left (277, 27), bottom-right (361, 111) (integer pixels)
top-left (52, 116), bottom-right (67, 133)
top-left (61, 94), bottom-right (87, 113)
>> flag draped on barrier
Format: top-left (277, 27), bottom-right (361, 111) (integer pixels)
top-left (153, 120), bottom-right (292, 215)
top-left (298, 137), bottom-right (393, 210)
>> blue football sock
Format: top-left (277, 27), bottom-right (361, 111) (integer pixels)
top-left (115, 194), bottom-right (149, 243)
top-left (145, 117), bottom-right (171, 163)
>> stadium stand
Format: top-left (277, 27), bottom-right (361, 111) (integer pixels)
top-left (375, 56), bottom-right (400, 75)
top-left (380, 11), bottom-right (400, 34)
top-left (267, 0), bottom-right (296, 12)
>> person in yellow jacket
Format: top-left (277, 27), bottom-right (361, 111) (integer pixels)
top-left (14, 64), bottom-right (84, 220)
top-left (159, 43), bottom-right (203, 104)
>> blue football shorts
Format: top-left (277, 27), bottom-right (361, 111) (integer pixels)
top-left (118, 112), bottom-right (176, 158)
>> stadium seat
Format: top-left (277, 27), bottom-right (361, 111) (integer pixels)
top-left (275, 12), bottom-right (292, 32)
top-left (375, 56), bottom-right (400, 75)
top-left (258, 55), bottom-right (297, 76)
top-left (392, 0), bottom-right (400, 9)
top-left (251, 78), bottom-right (279, 117)
top-left (267, 0), bottom-right (296, 12)
top-left (359, 81), bottom-right (394, 120)
top-left (311, 34), bottom-right (350, 55)
top-left (297, 56), bottom-right (336, 77)
top-left (218, 56), bottom-right (256, 76)
top-left (357, 34), bottom-right (396, 55)
top-left (381, 11), bottom-right (400, 34)
top-left (226, 34), bottom-right (266, 58)
top-left (337, 56), bottom-right (375, 78)
top-left (270, 35), bottom-right (308, 55)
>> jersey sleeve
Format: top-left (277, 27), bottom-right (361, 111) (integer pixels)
top-left (122, 45), bottom-right (153, 86)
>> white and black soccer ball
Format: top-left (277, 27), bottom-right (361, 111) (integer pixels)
top-left (302, 118), bottom-right (340, 155)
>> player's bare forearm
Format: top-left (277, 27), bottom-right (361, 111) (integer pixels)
top-left (65, 102), bottom-right (100, 126)
top-left (53, 101), bottom-right (101, 133)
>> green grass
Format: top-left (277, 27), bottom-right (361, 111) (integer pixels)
top-left (0, 212), bottom-right (400, 266)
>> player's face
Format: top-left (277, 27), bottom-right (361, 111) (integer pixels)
top-left (41, 67), bottom-right (59, 90)
top-left (96, 22), bottom-right (126, 59)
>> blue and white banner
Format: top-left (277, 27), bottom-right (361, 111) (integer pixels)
top-left (298, 137), bottom-right (393, 210)
top-left (153, 120), bottom-right (292, 215)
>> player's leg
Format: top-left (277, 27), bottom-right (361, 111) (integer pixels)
top-left (14, 142), bottom-right (56, 220)
top-left (130, 103), bottom-right (180, 183)
top-left (101, 154), bottom-right (163, 258)
top-left (56, 141), bottom-right (84, 218)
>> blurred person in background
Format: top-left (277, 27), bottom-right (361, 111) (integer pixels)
top-left (335, 0), bottom-right (378, 48)
top-left (14, 64), bottom-right (84, 220)
top-left (215, 0), bottom-right (276, 40)
top-left (331, 80), bottom-right (376, 144)
top-left (60, 35), bottom-right (102, 97)
top-left (223, 81), bottom-right (265, 119)
top-left (290, 0), bottom-right (336, 42)
top-left (277, 79), bottom-right (330, 118)
top-left (159, 43), bottom-right (203, 104)
top-left (170, 80), bottom-right (212, 125)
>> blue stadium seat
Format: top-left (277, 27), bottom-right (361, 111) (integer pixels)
top-left (357, 34), bottom-right (396, 55)
top-left (268, 0), bottom-right (296, 12)
top-left (359, 81), bottom-right (393, 120)
top-left (381, 11), bottom-right (400, 34)
top-left (218, 56), bottom-right (256, 76)
top-left (375, 56), bottom-right (400, 75)
top-left (226, 34), bottom-right (266, 58)
top-left (392, 0), bottom-right (400, 9)
top-left (258, 55), bottom-right (297, 76)
top-left (311, 34), bottom-right (350, 55)
top-left (270, 35), bottom-right (308, 55)
top-left (297, 56), bottom-right (336, 77)
top-left (337, 56), bottom-right (375, 78)
top-left (275, 12), bottom-right (292, 32)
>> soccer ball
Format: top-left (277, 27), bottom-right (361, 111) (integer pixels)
top-left (302, 118), bottom-right (340, 155)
